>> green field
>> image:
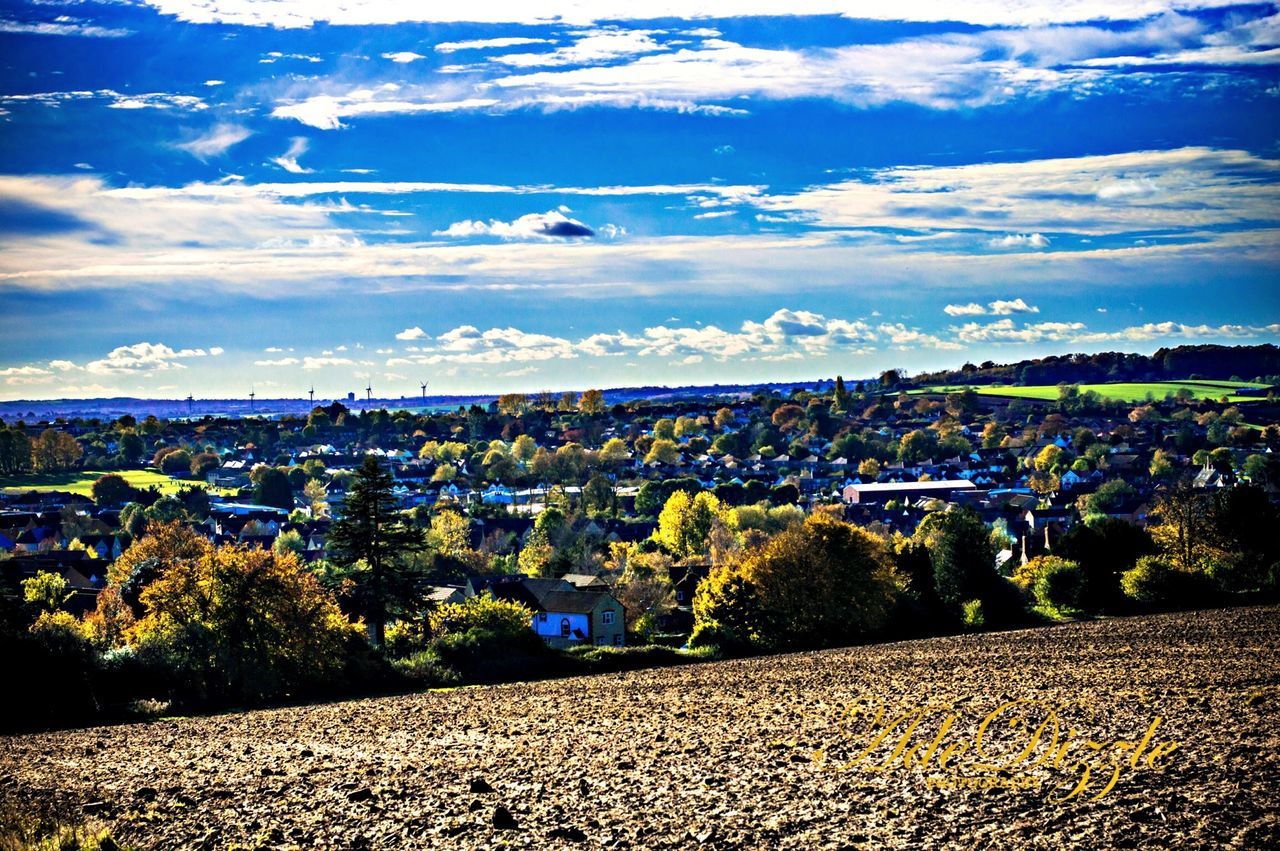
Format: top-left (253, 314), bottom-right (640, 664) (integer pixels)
top-left (914, 380), bottom-right (1263, 403)
top-left (0, 468), bottom-right (232, 497)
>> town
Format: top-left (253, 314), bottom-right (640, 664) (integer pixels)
top-left (3, 344), bottom-right (1279, 726)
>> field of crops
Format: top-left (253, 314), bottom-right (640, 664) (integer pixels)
top-left (917, 380), bottom-right (1261, 403)
top-left (4, 605), bottom-right (1277, 849)
top-left (0, 469), bottom-right (222, 497)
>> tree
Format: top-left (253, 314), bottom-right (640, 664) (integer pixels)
top-left (1149, 482), bottom-right (1213, 573)
top-left (925, 508), bottom-right (999, 611)
top-left (22, 571), bottom-right (71, 613)
top-left (653, 418), bottom-right (676, 441)
top-left (512, 434), bottom-right (538, 464)
top-left (898, 429), bottom-right (937, 464)
top-left (0, 427), bottom-right (33, 474)
top-left (253, 467), bottom-right (294, 511)
top-left (91, 473), bottom-right (137, 507)
top-left (658, 490), bottom-right (731, 558)
top-left (714, 407), bottom-right (735, 430)
top-left (693, 514), bottom-right (897, 651)
top-left (325, 456), bottom-right (427, 645)
top-left (273, 528), bottom-right (306, 557)
top-left (497, 393), bottom-right (528, 417)
top-left (598, 437), bottom-right (630, 466)
top-left (131, 541), bottom-right (357, 701)
top-left (578, 389), bottom-right (606, 415)
top-left (159, 448), bottom-right (192, 475)
top-left (31, 429), bottom-right (82, 472)
top-left (190, 451), bottom-right (221, 478)
top-left (645, 439), bottom-right (681, 465)
top-left (303, 479), bottom-right (329, 516)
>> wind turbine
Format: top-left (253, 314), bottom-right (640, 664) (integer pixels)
top-left (365, 384), bottom-right (372, 405)
top-left (420, 381), bottom-right (428, 406)
top-left (249, 388), bottom-right (256, 414)
top-left (308, 385), bottom-right (315, 405)
top-left (186, 394), bottom-right (193, 416)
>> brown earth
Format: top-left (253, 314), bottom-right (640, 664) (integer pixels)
top-left (4, 605), bottom-right (1279, 850)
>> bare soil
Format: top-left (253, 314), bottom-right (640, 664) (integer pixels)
top-left (4, 605), bottom-right (1279, 849)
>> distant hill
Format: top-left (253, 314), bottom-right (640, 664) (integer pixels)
top-left (912, 344), bottom-right (1280, 388)
top-left (0, 380), bottom-right (831, 423)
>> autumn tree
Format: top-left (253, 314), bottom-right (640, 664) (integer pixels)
top-left (657, 490), bottom-right (732, 558)
top-left (693, 514), bottom-right (897, 650)
top-left (578, 389), bottom-right (606, 415)
top-left (131, 541), bottom-right (357, 701)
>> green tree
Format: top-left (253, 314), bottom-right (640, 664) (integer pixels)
top-left (926, 508), bottom-right (999, 611)
top-left (253, 467), bottom-right (294, 511)
top-left (325, 456), bottom-right (427, 645)
top-left (91, 473), bottom-right (137, 507)
top-left (22, 570), bottom-right (71, 613)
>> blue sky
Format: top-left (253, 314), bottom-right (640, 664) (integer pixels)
top-left (1, 1), bottom-right (1278, 400)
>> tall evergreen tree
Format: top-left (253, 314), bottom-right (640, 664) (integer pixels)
top-left (325, 457), bottom-right (426, 646)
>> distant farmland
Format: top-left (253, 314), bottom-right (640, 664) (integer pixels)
top-left (914, 379), bottom-right (1263, 404)
top-left (0, 469), bottom-right (230, 497)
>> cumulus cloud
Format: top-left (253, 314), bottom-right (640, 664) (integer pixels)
top-left (302, 356), bottom-right (355, 370)
top-left (176, 123), bottom-right (252, 159)
top-left (85, 342), bottom-right (222, 375)
top-left (434, 210), bottom-right (595, 239)
top-left (945, 298), bottom-right (1039, 316)
top-left (991, 233), bottom-right (1050, 249)
top-left (395, 326), bottom-right (428, 340)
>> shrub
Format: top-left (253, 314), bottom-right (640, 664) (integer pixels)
top-left (1121, 556), bottom-right (1217, 608)
top-left (960, 599), bottom-right (985, 630)
top-left (428, 595), bottom-right (532, 641)
top-left (1033, 560), bottom-right (1085, 615)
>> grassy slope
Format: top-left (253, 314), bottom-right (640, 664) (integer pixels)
top-left (0, 469), bottom-right (230, 497)
top-left (916, 380), bottom-right (1261, 403)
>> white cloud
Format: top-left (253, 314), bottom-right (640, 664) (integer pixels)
top-left (139, 2), bottom-right (1255, 30)
top-left (395, 326), bottom-right (428, 340)
top-left (753, 147), bottom-right (1280, 237)
top-left (302, 356), bottom-right (355, 370)
top-left (0, 17), bottom-right (131, 37)
top-left (260, 51), bottom-right (322, 64)
top-left (991, 233), bottom-right (1050, 249)
top-left (946, 298), bottom-right (1039, 316)
top-left (1, 89), bottom-right (206, 112)
top-left (434, 210), bottom-right (595, 239)
top-left (270, 137), bottom-right (313, 173)
top-left (254, 357), bottom-right (300, 366)
top-left (85, 342), bottom-right (220, 375)
top-left (989, 298), bottom-right (1039, 315)
top-left (382, 51), bottom-right (426, 63)
top-left (491, 28), bottom-right (666, 68)
top-left (176, 123), bottom-right (252, 159)
top-left (436, 37), bottom-right (556, 53)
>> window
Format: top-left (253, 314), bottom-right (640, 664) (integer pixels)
top-left (602, 611), bottom-right (615, 625)
top-left (560, 618), bottom-right (571, 637)
top-left (613, 634), bottom-right (624, 646)
top-left (596, 636), bottom-right (607, 646)
top-left (538, 612), bottom-right (547, 622)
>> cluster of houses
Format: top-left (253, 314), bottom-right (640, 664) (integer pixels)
top-left (3, 390), bottom-right (1273, 644)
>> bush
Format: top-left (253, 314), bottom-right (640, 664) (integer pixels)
top-left (1121, 556), bottom-right (1217, 608)
top-left (1033, 560), bottom-right (1085, 615)
top-left (960, 599), bottom-right (985, 630)
top-left (391, 650), bottom-right (460, 687)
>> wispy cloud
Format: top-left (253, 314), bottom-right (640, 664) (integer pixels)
top-left (176, 123), bottom-right (252, 159)
top-left (270, 137), bottom-right (313, 173)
